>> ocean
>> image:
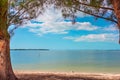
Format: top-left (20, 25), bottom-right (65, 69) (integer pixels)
top-left (10, 50), bottom-right (120, 73)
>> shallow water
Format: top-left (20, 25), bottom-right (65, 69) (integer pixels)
top-left (10, 50), bottom-right (120, 73)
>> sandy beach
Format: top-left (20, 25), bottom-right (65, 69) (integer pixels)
top-left (15, 71), bottom-right (120, 80)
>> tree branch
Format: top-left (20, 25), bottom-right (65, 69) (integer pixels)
top-left (73, 7), bottom-right (118, 24)
top-left (8, 0), bottom-right (32, 25)
top-left (74, 0), bottom-right (114, 11)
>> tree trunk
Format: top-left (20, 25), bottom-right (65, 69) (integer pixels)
top-left (111, 0), bottom-right (120, 43)
top-left (0, 38), bottom-right (17, 80)
top-left (0, 0), bottom-right (17, 80)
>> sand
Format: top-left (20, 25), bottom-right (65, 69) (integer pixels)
top-left (15, 71), bottom-right (120, 80)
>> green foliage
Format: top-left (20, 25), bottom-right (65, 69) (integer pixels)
top-left (6, 0), bottom-right (116, 26)
top-left (89, 0), bottom-right (102, 7)
top-left (0, 0), bottom-right (7, 6)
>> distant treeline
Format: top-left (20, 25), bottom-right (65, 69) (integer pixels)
top-left (11, 49), bottom-right (49, 51)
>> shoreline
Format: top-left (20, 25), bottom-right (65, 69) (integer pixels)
top-left (15, 71), bottom-right (120, 80)
top-left (14, 70), bottom-right (120, 74)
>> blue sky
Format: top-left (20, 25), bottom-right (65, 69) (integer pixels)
top-left (10, 7), bottom-right (120, 50)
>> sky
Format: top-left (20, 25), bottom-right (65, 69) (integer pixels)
top-left (10, 7), bottom-right (120, 50)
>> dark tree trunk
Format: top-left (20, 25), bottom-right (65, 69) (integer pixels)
top-left (111, 0), bottom-right (120, 43)
top-left (0, 38), bottom-right (17, 80)
top-left (0, 0), bottom-right (17, 80)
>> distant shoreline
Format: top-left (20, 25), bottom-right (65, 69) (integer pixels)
top-left (11, 49), bottom-right (49, 51)
top-left (10, 49), bottom-right (120, 51)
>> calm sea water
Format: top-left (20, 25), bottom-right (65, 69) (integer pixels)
top-left (10, 50), bottom-right (120, 73)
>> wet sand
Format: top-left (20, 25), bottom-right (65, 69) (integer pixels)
top-left (15, 71), bottom-right (120, 80)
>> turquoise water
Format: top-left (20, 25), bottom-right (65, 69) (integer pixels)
top-left (10, 50), bottom-right (120, 73)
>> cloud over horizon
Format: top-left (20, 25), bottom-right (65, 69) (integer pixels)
top-left (63, 33), bottom-right (118, 42)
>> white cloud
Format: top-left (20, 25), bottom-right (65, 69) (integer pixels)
top-left (25, 21), bottom-right (98, 35)
top-left (35, 6), bottom-right (89, 23)
top-left (74, 22), bottom-right (97, 30)
top-left (22, 6), bottom-right (95, 35)
top-left (103, 24), bottom-right (118, 31)
top-left (36, 8), bottom-right (64, 22)
top-left (64, 33), bottom-right (118, 42)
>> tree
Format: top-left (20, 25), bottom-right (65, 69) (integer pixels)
top-left (0, 0), bottom-right (17, 80)
top-left (1, 0), bottom-right (48, 79)
top-left (0, 0), bottom-right (120, 80)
